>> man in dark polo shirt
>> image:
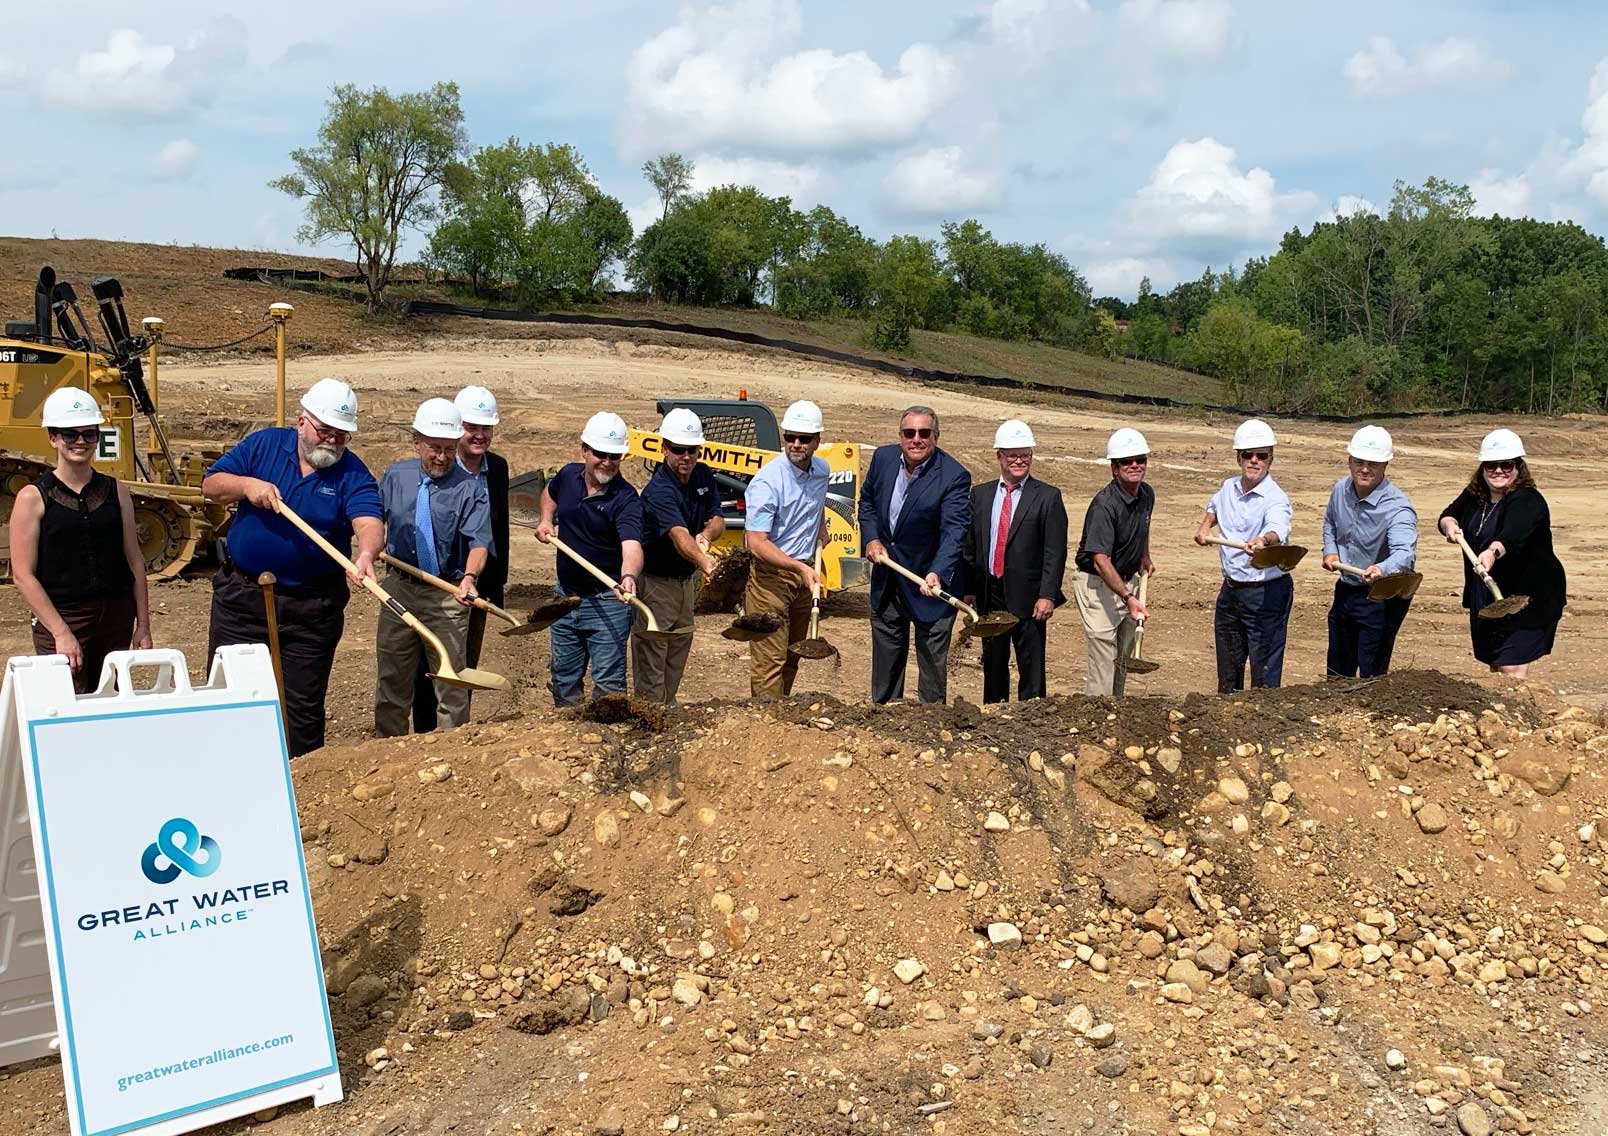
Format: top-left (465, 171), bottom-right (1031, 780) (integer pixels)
top-left (534, 411), bottom-right (644, 705)
top-left (202, 378), bottom-right (383, 755)
top-left (1072, 427), bottom-right (1155, 696)
top-left (635, 408), bottom-right (724, 704)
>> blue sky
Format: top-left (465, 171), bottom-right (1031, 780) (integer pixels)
top-left (4, 0), bottom-right (1607, 298)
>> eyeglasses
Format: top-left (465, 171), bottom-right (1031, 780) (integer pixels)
top-left (418, 440), bottom-right (455, 455)
top-left (783, 433), bottom-right (818, 445)
top-left (901, 428), bottom-right (933, 440)
top-left (663, 442), bottom-right (699, 456)
top-left (1482, 460), bottom-right (1517, 473)
top-left (53, 427), bottom-right (100, 443)
top-left (1115, 456), bottom-right (1148, 467)
top-left (585, 447), bottom-right (623, 462)
top-left (1238, 450), bottom-right (1272, 462)
top-left (303, 417), bottom-right (350, 443)
top-left (1001, 451), bottom-right (1032, 462)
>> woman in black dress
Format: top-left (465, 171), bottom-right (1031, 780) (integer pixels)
top-left (9, 387), bottom-right (151, 692)
top-left (1437, 428), bottom-right (1565, 679)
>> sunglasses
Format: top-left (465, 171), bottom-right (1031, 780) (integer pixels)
top-left (1115, 455), bottom-right (1148, 467)
top-left (1482, 460), bottom-right (1517, 473)
top-left (586, 448), bottom-right (623, 462)
top-left (1238, 450), bottom-right (1272, 462)
top-left (53, 427), bottom-right (100, 443)
top-left (783, 432), bottom-right (818, 444)
top-left (901, 428), bottom-right (934, 440)
top-left (663, 442), bottom-right (699, 456)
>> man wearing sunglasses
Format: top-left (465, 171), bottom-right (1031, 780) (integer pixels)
top-left (860, 405), bottom-right (973, 704)
top-left (1194, 418), bottom-right (1295, 693)
top-left (1072, 428), bottom-right (1155, 696)
top-left (203, 377), bottom-right (383, 756)
top-left (635, 408), bottom-right (725, 704)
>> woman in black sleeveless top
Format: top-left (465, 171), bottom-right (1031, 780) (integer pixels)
top-left (10, 387), bottom-right (150, 692)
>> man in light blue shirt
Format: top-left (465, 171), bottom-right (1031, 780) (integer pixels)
top-left (1321, 426), bottom-right (1418, 678)
top-left (1194, 419), bottom-right (1295, 692)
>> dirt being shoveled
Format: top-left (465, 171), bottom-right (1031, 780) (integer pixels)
top-left (9, 672), bottom-right (1608, 1135)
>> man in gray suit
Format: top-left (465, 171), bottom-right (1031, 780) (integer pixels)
top-left (964, 420), bottom-right (1068, 702)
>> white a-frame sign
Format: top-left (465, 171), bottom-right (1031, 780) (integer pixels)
top-left (0, 646), bottom-right (342, 1135)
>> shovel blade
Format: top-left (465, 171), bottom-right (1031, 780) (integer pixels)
top-left (1365, 571), bottom-right (1422, 601)
top-left (967, 612), bottom-right (1019, 639)
top-left (1122, 657), bottom-right (1162, 674)
top-left (430, 666), bottom-right (510, 691)
top-left (499, 622), bottom-right (548, 637)
top-left (1250, 544), bottom-right (1307, 571)
top-left (1478, 595), bottom-right (1530, 620)
top-left (789, 638), bottom-right (838, 660)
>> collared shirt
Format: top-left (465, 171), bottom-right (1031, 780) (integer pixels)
top-left (1074, 479), bottom-right (1154, 579)
top-left (381, 458), bottom-right (491, 581)
top-left (1205, 474), bottom-right (1293, 583)
top-left (746, 453), bottom-right (829, 560)
top-left (547, 463), bottom-right (644, 597)
top-left (208, 427), bottom-right (382, 587)
top-left (987, 476), bottom-right (1028, 574)
top-left (456, 453), bottom-right (496, 560)
top-left (1322, 476), bottom-right (1417, 584)
top-left (641, 462), bottom-right (722, 578)
top-left (888, 455), bottom-right (931, 530)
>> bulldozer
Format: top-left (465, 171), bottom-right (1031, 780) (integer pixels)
top-left (0, 267), bottom-right (228, 579)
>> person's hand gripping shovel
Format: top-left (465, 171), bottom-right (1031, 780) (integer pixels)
top-left (789, 548), bottom-right (838, 661)
top-left (1120, 570), bottom-right (1161, 675)
top-left (1450, 531), bottom-right (1529, 619)
top-left (546, 534), bottom-right (688, 641)
top-left (379, 552), bottom-right (545, 636)
top-left (871, 550), bottom-right (1018, 638)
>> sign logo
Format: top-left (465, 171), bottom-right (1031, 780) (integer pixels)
top-left (141, 818), bottom-right (222, 885)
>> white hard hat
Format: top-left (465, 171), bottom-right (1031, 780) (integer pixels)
top-left (581, 411), bottom-right (629, 454)
top-left (1347, 425), bottom-right (1393, 462)
top-left (412, 398), bottom-right (464, 441)
top-left (455, 385), bottom-right (499, 426)
top-left (780, 400), bottom-right (824, 434)
top-left (300, 377), bottom-right (359, 434)
top-left (1233, 418), bottom-right (1277, 450)
top-left (41, 387), bottom-right (105, 429)
top-left (994, 419), bottom-right (1036, 449)
top-left (1106, 428), bottom-right (1150, 460)
top-left (659, 407), bottom-right (704, 447)
top-left (1479, 428), bottom-right (1525, 462)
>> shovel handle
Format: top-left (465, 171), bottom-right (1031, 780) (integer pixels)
top-left (1452, 532), bottom-right (1507, 601)
top-left (1201, 535), bottom-right (1251, 552)
top-left (873, 551), bottom-right (981, 622)
top-left (548, 534), bottom-right (662, 632)
top-left (1334, 562), bottom-right (1371, 579)
top-left (379, 552), bottom-right (520, 626)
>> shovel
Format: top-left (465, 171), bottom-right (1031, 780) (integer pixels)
top-left (790, 549), bottom-right (838, 660)
top-left (874, 552), bottom-right (1017, 638)
top-left (1201, 534), bottom-right (1307, 572)
top-left (257, 571), bottom-right (289, 728)
top-left (524, 594), bottom-right (584, 632)
top-left (1452, 532), bottom-right (1530, 619)
top-left (721, 611), bottom-right (782, 642)
top-left (379, 552), bottom-right (544, 636)
top-left (546, 534), bottom-right (689, 641)
top-left (1334, 561), bottom-right (1423, 601)
top-left (275, 501), bottom-right (509, 692)
top-left (1122, 571), bottom-right (1161, 675)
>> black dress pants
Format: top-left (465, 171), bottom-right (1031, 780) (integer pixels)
top-left (870, 592), bottom-right (955, 704)
top-left (981, 614), bottom-right (1047, 703)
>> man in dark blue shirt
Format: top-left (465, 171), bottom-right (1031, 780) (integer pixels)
top-left (375, 398), bottom-right (491, 735)
top-left (535, 411), bottom-right (644, 705)
top-left (635, 409), bottom-right (724, 704)
top-left (202, 378), bottom-right (383, 756)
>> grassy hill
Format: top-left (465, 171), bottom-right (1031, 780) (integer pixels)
top-left (1, 235), bottom-right (1222, 404)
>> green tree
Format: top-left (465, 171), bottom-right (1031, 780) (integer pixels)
top-left (642, 153), bottom-right (695, 219)
top-left (273, 82), bottom-right (467, 311)
top-left (773, 206), bottom-right (878, 319)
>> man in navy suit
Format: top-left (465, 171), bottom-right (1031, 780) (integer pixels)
top-left (859, 405), bottom-right (972, 703)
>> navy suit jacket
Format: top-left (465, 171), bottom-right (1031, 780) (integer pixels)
top-left (858, 444), bottom-right (972, 623)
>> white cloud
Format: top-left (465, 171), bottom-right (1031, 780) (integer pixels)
top-left (1316, 193), bottom-right (1380, 223)
top-left (624, 0), bottom-right (957, 155)
top-left (1084, 256), bottom-right (1174, 298)
top-left (688, 154), bottom-right (822, 201)
top-left (44, 21), bottom-right (247, 116)
top-left (155, 138), bottom-right (198, 178)
top-left (1343, 36), bottom-right (1508, 100)
top-left (883, 146), bottom-right (999, 215)
top-left (990, 0), bottom-right (1091, 59)
top-left (1128, 137), bottom-right (1317, 261)
top-left (1469, 168), bottom-right (1530, 217)
top-left (1117, 0), bottom-right (1233, 59)
top-left (1564, 58), bottom-right (1608, 206)
top-left (0, 56), bottom-right (24, 86)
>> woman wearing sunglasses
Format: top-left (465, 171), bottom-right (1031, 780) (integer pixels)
top-left (1437, 429), bottom-right (1566, 678)
top-left (9, 386), bottom-right (151, 692)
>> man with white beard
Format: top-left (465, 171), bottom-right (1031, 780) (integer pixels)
top-left (202, 378), bottom-right (384, 755)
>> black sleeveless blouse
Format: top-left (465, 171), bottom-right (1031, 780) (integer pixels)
top-left (33, 471), bottom-right (135, 606)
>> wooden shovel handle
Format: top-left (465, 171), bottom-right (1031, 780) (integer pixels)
top-left (380, 552), bottom-right (519, 625)
top-left (1202, 535), bottom-right (1250, 552)
top-left (1452, 532), bottom-right (1506, 600)
top-left (872, 551), bottom-right (980, 622)
top-left (548, 534), bottom-right (661, 632)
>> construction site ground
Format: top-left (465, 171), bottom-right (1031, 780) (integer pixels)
top-left (5, 330), bottom-right (1608, 1136)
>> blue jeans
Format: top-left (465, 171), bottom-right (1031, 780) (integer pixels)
top-left (1327, 581), bottom-right (1411, 678)
top-left (1214, 574), bottom-right (1293, 693)
top-left (549, 591), bottom-right (633, 706)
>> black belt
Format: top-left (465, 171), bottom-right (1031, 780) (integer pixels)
top-left (1222, 577), bottom-right (1269, 590)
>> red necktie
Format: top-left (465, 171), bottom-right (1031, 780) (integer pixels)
top-left (992, 484), bottom-right (1014, 577)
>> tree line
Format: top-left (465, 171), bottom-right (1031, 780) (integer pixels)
top-left (275, 83), bottom-right (1608, 416)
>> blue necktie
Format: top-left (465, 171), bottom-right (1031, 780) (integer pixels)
top-left (415, 478), bottom-right (440, 576)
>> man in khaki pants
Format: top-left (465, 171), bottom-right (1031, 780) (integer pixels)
top-left (743, 401), bottom-right (829, 698)
top-left (1072, 428), bottom-right (1154, 696)
top-left (374, 398), bottom-right (490, 734)
top-left (634, 408), bottom-right (725, 703)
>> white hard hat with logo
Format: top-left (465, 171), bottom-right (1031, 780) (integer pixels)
top-left (300, 377), bottom-right (359, 434)
top-left (581, 411), bottom-right (630, 454)
top-left (659, 407), bottom-right (704, 447)
top-left (994, 419), bottom-right (1036, 449)
top-left (42, 387), bottom-right (106, 429)
top-left (412, 398), bottom-right (464, 440)
top-left (1233, 419), bottom-right (1277, 450)
top-left (455, 385), bottom-right (500, 426)
top-left (1106, 427), bottom-right (1150, 460)
top-left (780, 400), bottom-right (824, 434)
top-left (1347, 425), bottom-right (1393, 462)
top-left (1479, 428), bottom-right (1525, 462)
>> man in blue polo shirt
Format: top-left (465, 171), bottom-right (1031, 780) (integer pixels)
top-left (535, 411), bottom-right (644, 705)
top-left (203, 378), bottom-right (383, 756)
top-left (635, 408), bottom-right (724, 705)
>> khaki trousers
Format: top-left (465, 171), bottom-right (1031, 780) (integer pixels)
top-left (633, 572), bottom-right (698, 704)
top-left (1073, 570), bottom-right (1139, 697)
top-left (745, 562), bottom-right (814, 698)
top-left (375, 571), bottom-right (471, 735)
